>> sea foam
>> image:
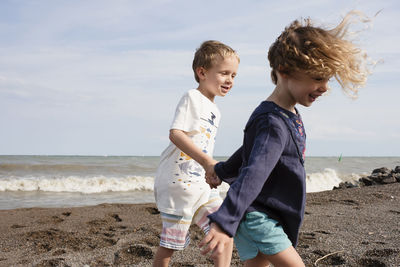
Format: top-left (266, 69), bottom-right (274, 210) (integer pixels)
top-left (0, 169), bottom-right (360, 194)
top-left (306, 168), bottom-right (344, 192)
top-left (0, 175), bottom-right (154, 193)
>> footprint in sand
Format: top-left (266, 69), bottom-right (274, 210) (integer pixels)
top-left (357, 258), bottom-right (386, 267)
top-left (364, 248), bottom-right (398, 257)
top-left (110, 213), bottom-right (122, 222)
top-left (11, 224), bottom-right (26, 229)
top-left (87, 219), bottom-right (108, 226)
top-left (340, 199), bottom-right (359, 206)
top-left (36, 258), bottom-right (66, 267)
top-left (114, 244), bottom-right (153, 265)
top-left (61, 212), bottom-right (71, 217)
top-left (146, 207), bottom-right (160, 215)
top-left (315, 230), bottom-right (331, 235)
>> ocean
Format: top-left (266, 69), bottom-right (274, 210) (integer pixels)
top-left (0, 155), bottom-right (399, 210)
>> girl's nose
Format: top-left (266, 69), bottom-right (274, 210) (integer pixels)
top-left (319, 81), bottom-right (329, 92)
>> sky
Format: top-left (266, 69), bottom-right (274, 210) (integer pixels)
top-left (1, 0), bottom-right (399, 157)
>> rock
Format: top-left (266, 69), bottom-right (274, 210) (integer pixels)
top-left (372, 167), bottom-right (391, 174)
top-left (359, 177), bottom-right (376, 186)
top-left (381, 176), bottom-right (397, 184)
top-left (333, 182), bottom-right (359, 190)
top-left (394, 166), bottom-right (400, 173)
top-left (394, 173), bottom-right (400, 182)
top-left (370, 174), bottom-right (385, 184)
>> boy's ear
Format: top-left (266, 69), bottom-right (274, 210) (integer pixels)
top-left (196, 67), bottom-right (207, 80)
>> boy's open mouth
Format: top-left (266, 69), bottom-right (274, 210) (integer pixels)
top-left (221, 86), bottom-right (230, 93)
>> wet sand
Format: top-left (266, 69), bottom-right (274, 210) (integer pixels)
top-left (0, 183), bottom-right (399, 266)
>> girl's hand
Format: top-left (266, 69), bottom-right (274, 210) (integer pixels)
top-left (199, 223), bottom-right (232, 259)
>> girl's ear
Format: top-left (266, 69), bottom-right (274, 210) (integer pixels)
top-left (196, 67), bottom-right (207, 80)
top-left (277, 65), bottom-right (290, 79)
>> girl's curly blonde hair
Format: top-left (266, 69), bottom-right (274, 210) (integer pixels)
top-left (268, 11), bottom-right (374, 97)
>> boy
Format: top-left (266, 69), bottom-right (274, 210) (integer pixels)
top-left (153, 40), bottom-right (240, 267)
top-left (200, 12), bottom-right (373, 267)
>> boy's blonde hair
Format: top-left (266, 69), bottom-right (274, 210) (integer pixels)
top-left (192, 40), bottom-right (240, 83)
top-left (268, 11), bottom-right (374, 96)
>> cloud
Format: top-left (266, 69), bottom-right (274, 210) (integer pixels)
top-left (0, 0), bottom-right (399, 155)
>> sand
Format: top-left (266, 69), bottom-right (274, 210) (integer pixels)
top-left (0, 183), bottom-right (399, 267)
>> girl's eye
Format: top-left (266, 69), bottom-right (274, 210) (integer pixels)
top-left (314, 77), bottom-right (329, 82)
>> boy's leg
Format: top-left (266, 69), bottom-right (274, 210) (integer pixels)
top-left (153, 212), bottom-right (191, 266)
top-left (153, 246), bottom-right (174, 267)
top-left (244, 246), bottom-right (304, 267)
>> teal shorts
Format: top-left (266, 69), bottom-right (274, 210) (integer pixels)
top-left (234, 211), bottom-right (292, 261)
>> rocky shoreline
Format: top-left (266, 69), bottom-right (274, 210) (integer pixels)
top-left (334, 166), bottom-right (400, 190)
top-left (0, 167), bottom-right (399, 266)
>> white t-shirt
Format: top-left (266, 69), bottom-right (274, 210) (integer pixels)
top-left (154, 89), bottom-right (221, 217)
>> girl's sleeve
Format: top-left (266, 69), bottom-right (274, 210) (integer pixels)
top-left (214, 146), bottom-right (243, 184)
top-left (208, 116), bottom-right (288, 237)
top-left (170, 91), bottom-right (201, 134)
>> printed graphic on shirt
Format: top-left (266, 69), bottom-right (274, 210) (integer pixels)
top-left (275, 107), bottom-right (306, 161)
top-left (173, 111), bottom-right (218, 190)
top-left (293, 118), bottom-right (306, 160)
top-left (201, 112), bottom-right (217, 127)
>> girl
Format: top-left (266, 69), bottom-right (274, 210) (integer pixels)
top-left (200, 11), bottom-right (374, 267)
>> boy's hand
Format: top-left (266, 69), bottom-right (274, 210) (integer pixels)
top-left (206, 174), bottom-right (222, 189)
top-left (199, 223), bottom-right (232, 259)
top-left (204, 160), bottom-right (221, 189)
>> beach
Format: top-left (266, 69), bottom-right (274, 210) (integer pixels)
top-left (0, 183), bottom-right (399, 267)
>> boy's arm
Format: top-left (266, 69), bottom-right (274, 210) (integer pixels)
top-left (169, 129), bottom-right (216, 169)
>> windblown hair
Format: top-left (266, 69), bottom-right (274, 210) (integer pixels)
top-left (192, 40), bottom-right (240, 83)
top-left (268, 11), bottom-right (374, 97)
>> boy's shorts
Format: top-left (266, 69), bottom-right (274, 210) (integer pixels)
top-left (159, 190), bottom-right (222, 250)
top-left (234, 211), bottom-right (292, 261)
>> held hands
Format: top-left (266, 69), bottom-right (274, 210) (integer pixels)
top-left (204, 161), bottom-right (222, 189)
top-left (199, 223), bottom-right (232, 260)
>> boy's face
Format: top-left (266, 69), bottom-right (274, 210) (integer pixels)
top-left (284, 70), bottom-right (329, 107)
top-left (197, 55), bottom-right (239, 102)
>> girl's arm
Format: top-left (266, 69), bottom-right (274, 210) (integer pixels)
top-left (214, 146), bottom-right (243, 184)
top-left (208, 116), bottom-right (288, 237)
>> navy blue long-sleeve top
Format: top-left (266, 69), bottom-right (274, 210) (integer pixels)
top-left (208, 101), bottom-right (306, 246)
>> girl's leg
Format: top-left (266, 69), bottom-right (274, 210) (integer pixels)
top-left (153, 246), bottom-right (174, 267)
top-left (244, 246), bottom-right (304, 267)
top-left (244, 252), bottom-right (270, 267)
top-left (267, 246), bottom-right (304, 267)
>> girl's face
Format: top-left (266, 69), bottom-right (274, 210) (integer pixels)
top-left (284, 70), bottom-right (329, 107)
top-left (197, 55), bottom-right (239, 102)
